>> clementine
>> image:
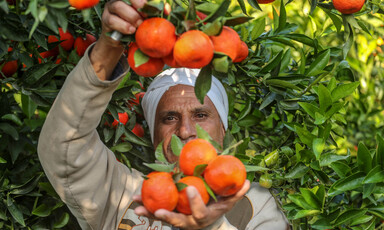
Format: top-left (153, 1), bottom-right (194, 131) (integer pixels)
top-left (48, 28), bottom-right (75, 51)
top-left (1, 60), bottom-right (17, 78)
top-left (74, 34), bottom-right (97, 56)
top-left (257, 0), bottom-right (275, 3)
top-left (127, 42), bottom-right (165, 77)
top-left (176, 176), bottom-right (210, 215)
top-left (210, 26), bottom-right (241, 61)
top-left (141, 171), bottom-right (179, 214)
top-left (173, 30), bottom-right (214, 68)
top-left (69, 0), bottom-right (99, 10)
top-left (132, 123), bottom-right (144, 137)
top-left (204, 155), bottom-right (246, 197)
top-left (332, 0), bottom-right (365, 14)
top-left (162, 51), bottom-right (181, 68)
top-left (111, 112), bottom-right (129, 127)
top-left (179, 139), bottom-right (218, 176)
top-left (233, 41), bottom-right (249, 63)
top-left (135, 17), bottom-right (177, 58)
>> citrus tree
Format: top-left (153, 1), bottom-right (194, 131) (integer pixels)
top-left (1, 0), bottom-right (384, 229)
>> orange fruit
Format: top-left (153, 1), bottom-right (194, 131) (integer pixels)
top-left (204, 155), bottom-right (246, 197)
top-left (1, 58), bottom-right (17, 78)
top-left (48, 28), bottom-right (75, 51)
top-left (257, 0), bottom-right (275, 3)
top-left (69, 0), bottom-right (99, 10)
top-left (162, 51), bottom-right (181, 68)
top-left (210, 26), bottom-right (241, 61)
top-left (132, 123), bottom-right (144, 137)
top-left (141, 171), bottom-right (179, 214)
top-left (173, 30), bottom-right (214, 68)
top-left (233, 41), bottom-right (249, 63)
top-left (127, 42), bottom-right (165, 77)
top-left (135, 17), bottom-right (177, 58)
top-left (332, 0), bottom-right (365, 14)
top-left (74, 34), bottom-right (96, 56)
top-left (176, 176), bottom-right (210, 215)
top-left (179, 139), bottom-right (218, 176)
top-left (111, 112), bottom-right (129, 127)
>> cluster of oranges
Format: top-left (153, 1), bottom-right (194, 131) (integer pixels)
top-left (141, 138), bottom-right (247, 214)
top-left (128, 17), bottom-right (249, 78)
top-left (104, 92), bottom-right (146, 138)
top-left (1, 28), bottom-right (96, 78)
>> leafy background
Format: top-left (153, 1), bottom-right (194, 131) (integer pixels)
top-left (0, 0), bottom-right (384, 229)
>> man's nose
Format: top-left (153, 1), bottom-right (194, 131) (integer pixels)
top-left (177, 118), bottom-right (197, 143)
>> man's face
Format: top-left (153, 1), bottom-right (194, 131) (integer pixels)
top-left (153, 85), bottom-right (225, 163)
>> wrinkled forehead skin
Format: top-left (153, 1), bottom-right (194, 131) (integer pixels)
top-left (141, 68), bottom-right (229, 142)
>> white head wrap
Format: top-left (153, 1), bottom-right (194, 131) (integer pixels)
top-left (142, 68), bottom-right (229, 142)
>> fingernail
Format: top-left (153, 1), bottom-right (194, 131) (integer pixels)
top-left (154, 209), bottom-right (166, 218)
top-left (128, 27), bottom-right (136, 34)
top-left (186, 186), bottom-right (196, 199)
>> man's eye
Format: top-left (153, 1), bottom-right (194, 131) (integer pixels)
top-left (165, 116), bottom-right (176, 121)
top-left (196, 113), bottom-right (207, 119)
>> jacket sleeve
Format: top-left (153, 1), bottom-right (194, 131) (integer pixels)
top-left (37, 46), bottom-right (143, 230)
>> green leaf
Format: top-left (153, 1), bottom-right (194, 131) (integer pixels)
top-left (328, 172), bottom-right (365, 196)
top-left (313, 138), bottom-right (325, 160)
top-left (331, 209), bottom-right (367, 226)
top-left (287, 194), bottom-right (313, 210)
top-left (202, 18), bottom-right (224, 36)
top-left (285, 163), bottom-right (310, 179)
top-left (259, 50), bottom-right (283, 74)
top-left (212, 55), bottom-right (229, 73)
top-left (111, 142), bottom-right (132, 153)
top-left (176, 182), bottom-right (188, 191)
top-left (250, 17), bottom-right (265, 40)
top-left (0, 123), bottom-right (19, 140)
top-left (300, 188), bottom-right (321, 210)
top-left (1, 114), bottom-right (22, 126)
top-left (276, 0), bottom-right (286, 34)
top-left (155, 141), bottom-right (167, 163)
top-left (375, 134), bottom-right (384, 169)
top-left (350, 215), bottom-right (373, 226)
top-left (143, 163), bottom-right (175, 172)
top-left (204, 180), bottom-right (217, 202)
top-left (363, 167), bottom-right (384, 184)
top-left (10, 173), bottom-right (42, 195)
top-left (363, 183), bottom-right (375, 199)
top-left (245, 165), bottom-right (269, 172)
top-left (331, 82), bottom-right (359, 102)
top-left (320, 153), bottom-right (349, 167)
top-left (357, 142), bottom-right (372, 174)
top-left (7, 195), bottom-right (25, 226)
top-left (305, 49), bottom-right (330, 76)
top-left (246, 0), bottom-right (262, 11)
top-left (298, 102), bottom-right (320, 119)
top-left (295, 125), bottom-right (315, 147)
top-left (259, 92), bottom-right (276, 110)
top-left (225, 15), bottom-right (253, 26)
top-left (171, 134), bottom-right (183, 157)
top-left (285, 34), bottom-right (315, 47)
top-left (53, 213), bottom-right (70, 228)
top-left (317, 84), bottom-right (332, 112)
top-left (330, 161), bottom-right (351, 177)
top-left (32, 204), bottom-right (51, 217)
top-left (203, 0), bottom-right (230, 23)
top-left (294, 210), bottom-right (321, 219)
top-left (23, 62), bottom-right (60, 87)
top-left (265, 79), bottom-right (301, 91)
top-left (323, 9), bottom-right (342, 32)
top-left (134, 49), bottom-right (149, 67)
top-left (194, 66), bottom-right (212, 104)
top-left (123, 129), bottom-right (152, 147)
top-left (193, 164), bottom-right (207, 176)
top-left (314, 112), bottom-right (326, 125)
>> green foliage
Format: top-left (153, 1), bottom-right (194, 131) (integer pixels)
top-left (1, 0), bottom-right (384, 229)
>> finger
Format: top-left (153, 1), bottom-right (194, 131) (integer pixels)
top-left (108, 1), bottom-right (144, 27)
top-left (132, 195), bottom-right (142, 202)
top-left (134, 205), bottom-right (155, 219)
top-left (154, 209), bottom-right (193, 229)
top-left (187, 186), bottom-right (210, 222)
top-left (130, 0), bottom-right (147, 11)
top-left (102, 11), bottom-right (137, 34)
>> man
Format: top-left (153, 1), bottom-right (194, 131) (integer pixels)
top-left (37, 0), bottom-right (288, 229)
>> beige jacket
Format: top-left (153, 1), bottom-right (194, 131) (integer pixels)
top-left (37, 47), bottom-right (288, 230)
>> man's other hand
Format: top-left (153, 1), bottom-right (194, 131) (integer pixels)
top-left (134, 180), bottom-right (251, 229)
